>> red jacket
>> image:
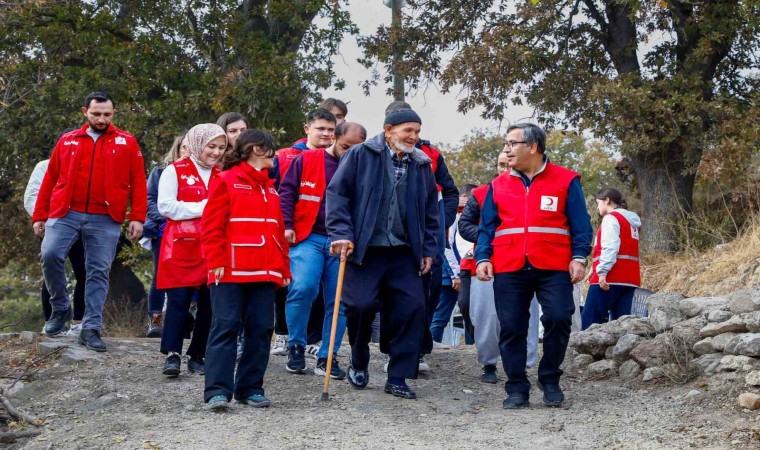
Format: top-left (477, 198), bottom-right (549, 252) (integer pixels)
top-left (291, 149), bottom-right (326, 244)
top-left (32, 123), bottom-right (147, 224)
top-left (491, 163), bottom-right (579, 272)
top-left (589, 211), bottom-right (641, 286)
top-left (201, 162), bottom-right (291, 286)
top-left (276, 138), bottom-right (310, 182)
top-left (157, 160), bottom-right (220, 289)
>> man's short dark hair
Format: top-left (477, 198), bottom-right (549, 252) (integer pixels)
top-left (506, 123), bottom-right (546, 154)
top-left (84, 91), bottom-right (115, 109)
top-left (385, 101), bottom-right (411, 116)
top-left (306, 108), bottom-right (337, 125)
top-left (335, 122), bottom-right (367, 141)
top-left (319, 98), bottom-right (348, 116)
top-left (460, 183), bottom-right (478, 197)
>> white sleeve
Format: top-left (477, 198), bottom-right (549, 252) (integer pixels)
top-left (24, 160), bottom-right (49, 217)
top-left (596, 214), bottom-right (621, 276)
top-left (444, 247), bottom-right (460, 278)
top-left (157, 165), bottom-right (207, 221)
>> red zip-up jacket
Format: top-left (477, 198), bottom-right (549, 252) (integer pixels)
top-left (32, 123), bottom-right (147, 224)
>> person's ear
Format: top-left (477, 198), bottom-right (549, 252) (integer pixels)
top-left (81, 107), bottom-right (88, 116)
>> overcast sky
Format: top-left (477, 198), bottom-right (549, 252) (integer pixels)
top-left (319, 1), bottom-right (535, 149)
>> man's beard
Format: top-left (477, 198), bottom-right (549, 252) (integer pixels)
top-left (89, 120), bottom-right (108, 132)
top-left (392, 139), bottom-right (414, 154)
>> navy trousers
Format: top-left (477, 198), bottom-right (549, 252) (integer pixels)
top-left (205, 282), bottom-right (275, 402)
top-left (493, 270), bottom-right (574, 395)
top-left (343, 247), bottom-right (425, 379)
top-left (581, 284), bottom-right (635, 330)
top-left (160, 285), bottom-right (211, 359)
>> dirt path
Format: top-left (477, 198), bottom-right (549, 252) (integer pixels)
top-left (4, 335), bottom-right (758, 449)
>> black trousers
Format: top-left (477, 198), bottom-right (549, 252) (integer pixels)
top-left (420, 260), bottom-right (443, 355)
top-left (457, 271), bottom-right (475, 345)
top-left (205, 282), bottom-right (275, 402)
top-left (40, 238), bottom-right (86, 321)
top-left (343, 246), bottom-right (425, 379)
top-left (493, 270), bottom-right (574, 395)
top-left (160, 285), bottom-right (211, 359)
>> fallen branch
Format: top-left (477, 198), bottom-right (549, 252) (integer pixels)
top-left (0, 393), bottom-right (42, 426)
top-left (0, 320), bottom-right (21, 331)
top-left (0, 429), bottom-right (42, 444)
top-left (6, 345), bottom-right (67, 390)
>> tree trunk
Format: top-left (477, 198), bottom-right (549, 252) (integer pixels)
top-left (630, 146), bottom-right (696, 253)
top-left (107, 236), bottom-right (146, 304)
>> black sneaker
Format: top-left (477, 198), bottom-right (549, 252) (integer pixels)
top-left (187, 357), bottom-right (205, 374)
top-left (480, 364), bottom-right (498, 384)
top-left (503, 393), bottom-right (530, 409)
top-left (286, 345), bottom-right (306, 374)
top-left (163, 354), bottom-right (181, 377)
top-left (44, 308), bottom-right (72, 336)
top-left (78, 328), bottom-right (107, 352)
top-left (315, 356), bottom-right (346, 380)
top-left (347, 364), bottom-right (369, 389)
top-left (384, 382), bottom-right (417, 399)
top-left (541, 383), bottom-right (565, 407)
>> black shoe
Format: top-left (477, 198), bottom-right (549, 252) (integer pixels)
top-left (384, 382), bottom-right (417, 399)
top-left (347, 364), bottom-right (369, 389)
top-left (187, 357), bottom-right (205, 374)
top-left (286, 345), bottom-right (306, 374)
top-left (541, 383), bottom-right (565, 407)
top-left (163, 354), bottom-right (181, 377)
top-left (78, 328), bottom-right (107, 352)
top-left (503, 393), bottom-right (530, 409)
top-left (480, 365), bottom-right (498, 384)
top-left (315, 356), bottom-right (347, 380)
top-left (44, 308), bottom-right (72, 336)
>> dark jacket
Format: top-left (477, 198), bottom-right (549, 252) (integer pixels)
top-left (142, 165), bottom-right (165, 239)
top-left (458, 195), bottom-right (481, 244)
top-left (418, 139), bottom-right (459, 229)
top-left (326, 133), bottom-right (440, 265)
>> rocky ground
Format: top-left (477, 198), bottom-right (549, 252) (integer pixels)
top-left (1, 333), bottom-right (759, 450)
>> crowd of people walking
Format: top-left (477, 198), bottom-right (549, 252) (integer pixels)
top-left (24, 90), bottom-right (641, 411)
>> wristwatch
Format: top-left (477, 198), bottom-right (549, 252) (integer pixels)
top-left (572, 257), bottom-right (588, 267)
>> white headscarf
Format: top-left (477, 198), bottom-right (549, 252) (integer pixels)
top-left (185, 123), bottom-right (226, 169)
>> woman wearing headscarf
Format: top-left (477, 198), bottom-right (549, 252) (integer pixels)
top-left (157, 124), bottom-right (227, 377)
top-left (201, 130), bottom-right (291, 411)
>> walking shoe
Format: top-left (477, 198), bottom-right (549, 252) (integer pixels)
top-left (305, 343), bottom-right (321, 360)
top-left (187, 357), bottom-right (205, 374)
top-left (418, 355), bottom-right (431, 373)
top-left (163, 354), bottom-right (181, 377)
top-left (285, 345), bottom-right (306, 374)
top-left (78, 328), bottom-right (107, 352)
top-left (480, 365), bottom-right (498, 384)
top-left (503, 393), bottom-right (530, 409)
top-left (146, 314), bottom-right (162, 338)
top-left (238, 394), bottom-right (271, 408)
top-left (314, 355), bottom-right (346, 380)
top-left (44, 308), bottom-right (72, 336)
top-left (541, 383), bottom-right (565, 407)
top-left (206, 395), bottom-right (229, 411)
top-left (347, 364), bottom-right (369, 389)
top-left (384, 382), bottom-right (417, 399)
top-left (64, 322), bottom-right (83, 337)
top-left (271, 334), bottom-right (288, 355)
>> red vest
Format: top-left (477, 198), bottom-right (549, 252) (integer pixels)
top-left (491, 163), bottom-right (579, 273)
top-left (459, 185), bottom-right (489, 272)
top-left (589, 210), bottom-right (641, 286)
top-left (157, 159), bottom-right (220, 289)
top-left (291, 149), bottom-right (327, 244)
top-left (277, 147), bottom-right (303, 182)
top-left (420, 143), bottom-right (442, 192)
top-left (201, 163), bottom-right (290, 286)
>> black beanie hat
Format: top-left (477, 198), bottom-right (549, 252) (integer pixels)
top-left (384, 109), bottom-right (422, 127)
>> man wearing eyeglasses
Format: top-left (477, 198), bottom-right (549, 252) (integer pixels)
top-left (475, 123), bottom-right (592, 409)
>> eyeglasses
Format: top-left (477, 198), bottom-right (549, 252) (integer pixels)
top-left (503, 140), bottom-right (528, 149)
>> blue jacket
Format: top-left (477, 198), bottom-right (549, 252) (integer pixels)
top-left (142, 165), bottom-right (165, 240)
top-left (326, 133), bottom-right (440, 265)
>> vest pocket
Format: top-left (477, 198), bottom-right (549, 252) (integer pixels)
top-left (170, 233), bottom-right (202, 263)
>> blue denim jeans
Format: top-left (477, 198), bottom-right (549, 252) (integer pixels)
top-left (41, 211), bottom-right (121, 330)
top-left (285, 233), bottom-right (345, 359)
top-left (430, 285), bottom-right (459, 343)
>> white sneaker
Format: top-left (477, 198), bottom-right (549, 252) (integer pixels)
top-left (418, 356), bottom-right (431, 373)
top-left (64, 323), bottom-right (82, 337)
top-left (271, 334), bottom-right (288, 355)
top-left (305, 343), bottom-right (321, 360)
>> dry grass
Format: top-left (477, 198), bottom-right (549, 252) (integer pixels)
top-left (102, 297), bottom-right (146, 338)
top-left (642, 217), bottom-right (760, 297)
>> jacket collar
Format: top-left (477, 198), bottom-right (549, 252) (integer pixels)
top-left (366, 132), bottom-right (432, 165)
top-left (74, 123), bottom-right (116, 137)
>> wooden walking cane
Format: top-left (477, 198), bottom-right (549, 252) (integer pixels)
top-left (321, 256), bottom-right (347, 401)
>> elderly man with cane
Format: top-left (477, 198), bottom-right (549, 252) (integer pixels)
top-left (326, 109), bottom-right (439, 400)
top-left (476, 123), bottom-right (592, 409)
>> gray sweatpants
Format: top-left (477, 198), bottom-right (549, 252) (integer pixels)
top-left (470, 278), bottom-right (539, 368)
